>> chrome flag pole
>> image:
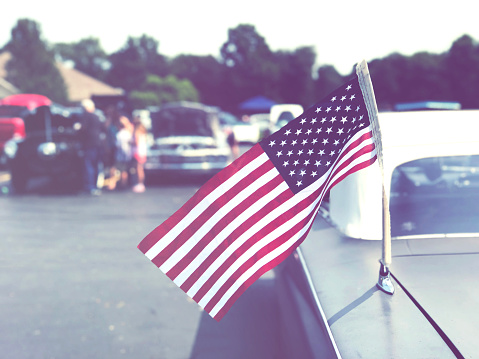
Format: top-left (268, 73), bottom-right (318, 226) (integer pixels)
top-left (356, 60), bottom-right (394, 294)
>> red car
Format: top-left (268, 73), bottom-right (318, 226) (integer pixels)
top-left (0, 94), bottom-right (52, 165)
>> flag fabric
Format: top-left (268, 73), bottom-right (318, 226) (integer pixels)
top-left (138, 62), bottom-right (380, 321)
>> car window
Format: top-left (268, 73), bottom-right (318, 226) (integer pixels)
top-left (151, 108), bottom-right (214, 137)
top-left (390, 155), bottom-right (479, 237)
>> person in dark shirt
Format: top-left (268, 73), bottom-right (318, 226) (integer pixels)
top-left (79, 99), bottom-right (105, 195)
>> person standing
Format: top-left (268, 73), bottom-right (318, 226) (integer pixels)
top-left (79, 99), bottom-right (105, 196)
top-left (131, 116), bottom-right (148, 193)
top-left (115, 116), bottom-right (134, 189)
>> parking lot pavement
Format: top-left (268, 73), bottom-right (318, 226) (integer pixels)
top-left (0, 176), bottom-right (284, 359)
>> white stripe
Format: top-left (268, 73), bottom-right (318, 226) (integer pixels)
top-left (187, 166), bottom-right (330, 298)
top-left (160, 168), bottom-right (280, 273)
top-left (209, 192), bottom-right (321, 317)
top-left (173, 178), bottom-right (289, 286)
top-left (200, 195), bottom-right (319, 309)
top-left (145, 153), bottom-right (269, 260)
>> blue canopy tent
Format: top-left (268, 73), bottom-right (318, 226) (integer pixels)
top-left (238, 96), bottom-right (277, 114)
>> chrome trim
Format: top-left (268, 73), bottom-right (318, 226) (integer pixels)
top-left (377, 262), bottom-right (395, 295)
top-left (296, 247), bottom-right (343, 359)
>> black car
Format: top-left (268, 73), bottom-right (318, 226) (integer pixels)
top-left (4, 104), bottom-right (92, 193)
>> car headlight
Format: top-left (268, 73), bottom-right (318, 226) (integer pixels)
top-left (37, 142), bottom-right (57, 157)
top-left (4, 140), bottom-right (18, 159)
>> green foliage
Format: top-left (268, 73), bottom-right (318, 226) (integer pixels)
top-left (106, 35), bottom-right (168, 91)
top-left (5, 19), bottom-right (68, 104)
top-left (128, 74), bottom-right (199, 109)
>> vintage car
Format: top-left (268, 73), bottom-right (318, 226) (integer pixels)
top-left (3, 104), bottom-right (89, 193)
top-left (275, 109), bottom-right (479, 358)
top-left (145, 102), bottom-right (233, 180)
top-left (0, 94), bottom-right (52, 166)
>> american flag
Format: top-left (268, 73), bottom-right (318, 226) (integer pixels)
top-left (138, 71), bottom-right (379, 321)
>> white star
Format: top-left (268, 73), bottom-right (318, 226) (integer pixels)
top-left (285, 129), bottom-right (291, 136)
top-left (280, 140), bottom-right (287, 146)
top-left (321, 117), bottom-right (327, 123)
top-left (304, 159), bottom-right (310, 166)
top-left (291, 140), bottom-right (298, 146)
top-left (341, 117), bottom-right (348, 124)
top-left (297, 149), bottom-right (304, 156)
top-left (356, 106), bottom-right (361, 112)
top-left (341, 95), bottom-right (347, 102)
top-left (326, 161), bottom-right (331, 166)
top-left (322, 139), bottom-right (329, 145)
top-left (331, 96), bottom-right (337, 102)
top-left (283, 160), bottom-right (289, 167)
top-left (318, 149), bottom-right (325, 155)
top-left (326, 107), bottom-right (332, 113)
top-left (335, 106), bottom-right (341, 112)
top-left (337, 128), bottom-right (344, 135)
top-left (312, 138), bottom-right (318, 144)
top-left (307, 149), bottom-right (314, 155)
top-left (315, 160), bottom-right (322, 166)
top-left (300, 118), bottom-right (307, 125)
top-left (300, 170), bottom-right (306, 176)
top-left (333, 140), bottom-right (340, 146)
top-left (311, 171), bottom-right (318, 177)
top-left (311, 118), bottom-right (317, 124)
top-left (330, 150), bottom-right (336, 156)
top-left (346, 84), bottom-right (352, 91)
top-left (293, 160), bottom-right (300, 166)
top-left (315, 107), bottom-right (322, 113)
top-left (289, 170), bottom-right (296, 176)
top-left (316, 128), bottom-right (322, 134)
top-left (296, 180), bottom-right (303, 187)
top-left (345, 106), bottom-right (351, 112)
top-left (287, 150), bottom-right (293, 156)
top-left (306, 129), bottom-right (312, 135)
top-left (352, 117), bottom-right (357, 123)
top-left (269, 140), bottom-right (275, 147)
top-left (330, 116), bottom-right (337, 123)
top-left (302, 139), bottom-right (308, 145)
top-left (326, 127), bottom-right (333, 134)
top-left (295, 129), bottom-right (302, 135)
top-left (350, 94), bottom-right (356, 100)
top-left (276, 151), bottom-right (283, 157)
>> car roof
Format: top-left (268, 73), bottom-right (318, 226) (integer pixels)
top-left (328, 110), bottom-right (479, 240)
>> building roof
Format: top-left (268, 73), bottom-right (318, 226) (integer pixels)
top-left (0, 51), bottom-right (123, 103)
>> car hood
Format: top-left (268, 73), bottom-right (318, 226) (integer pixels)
top-left (391, 236), bottom-right (479, 358)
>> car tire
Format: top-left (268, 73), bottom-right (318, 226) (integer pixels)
top-left (10, 166), bottom-right (29, 194)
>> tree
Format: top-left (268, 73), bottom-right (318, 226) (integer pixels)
top-left (444, 35), bottom-right (479, 108)
top-left (314, 65), bottom-right (345, 103)
top-left (220, 24), bottom-right (280, 111)
top-left (106, 35), bottom-right (167, 91)
top-left (5, 19), bottom-right (68, 104)
top-left (274, 47), bottom-right (316, 107)
top-left (169, 54), bottom-right (225, 106)
top-left (128, 74), bottom-right (199, 109)
top-left (54, 37), bottom-right (109, 80)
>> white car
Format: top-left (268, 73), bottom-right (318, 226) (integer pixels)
top-left (145, 102), bottom-right (233, 179)
top-left (275, 109), bottom-right (479, 358)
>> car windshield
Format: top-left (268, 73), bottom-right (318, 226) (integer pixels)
top-left (0, 105), bottom-right (28, 118)
top-left (151, 107), bottom-right (214, 137)
top-left (390, 155), bottom-right (479, 237)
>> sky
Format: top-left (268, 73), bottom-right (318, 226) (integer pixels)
top-left (2, 0), bottom-right (479, 75)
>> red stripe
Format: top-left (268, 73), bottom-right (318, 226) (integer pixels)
top-left (205, 199), bottom-right (320, 317)
top-left (194, 184), bottom-right (322, 305)
top-left (212, 228), bottom-right (310, 321)
top-left (138, 144), bottom-right (264, 254)
top-left (179, 187), bottom-right (293, 293)
top-left (151, 160), bottom-right (274, 268)
top-left (165, 173), bottom-right (284, 280)
top-left (328, 155), bottom-right (377, 191)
